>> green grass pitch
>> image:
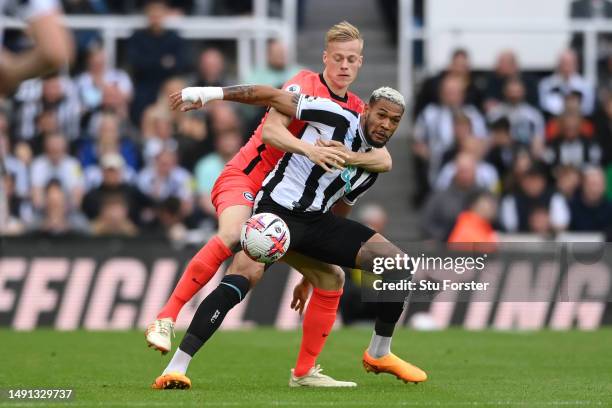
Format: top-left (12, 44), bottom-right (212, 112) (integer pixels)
top-left (1, 328), bottom-right (611, 407)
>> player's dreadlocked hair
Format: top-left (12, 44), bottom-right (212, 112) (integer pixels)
top-left (369, 87), bottom-right (405, 111)
top-left (325, 21), bottom-right (363, 50)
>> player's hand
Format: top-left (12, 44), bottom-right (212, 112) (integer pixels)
top-left (169, 87), bottom-right (223, 112)
top-left (315, 139), bottom-right (354, 165)
top-left (291, 279), bottom-right (312, 315)
top-left (305, 144), bottom-right (348, 172)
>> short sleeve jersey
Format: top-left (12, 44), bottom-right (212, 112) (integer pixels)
top-left (225, 70), bottom-right (364, 187)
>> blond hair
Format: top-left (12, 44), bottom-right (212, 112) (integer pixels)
top-left (325, 21), bottom-right (363, 49)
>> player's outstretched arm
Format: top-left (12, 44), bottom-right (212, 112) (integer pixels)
top-left (0, 11), bottom-right (74, 95)
top-left (171, 85), bottom-right (299, 117)
top-left (316, 139), bottom-right (392, 173)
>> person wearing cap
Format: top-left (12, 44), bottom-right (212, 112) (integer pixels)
top-left (82, 151), bottom-right (137, 191)
top-left (82, 153), bottom-right (151, 225)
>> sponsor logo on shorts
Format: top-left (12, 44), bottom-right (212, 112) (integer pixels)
top-left (243, 192), bottom-right (255, 202)
top-left (285, 84), bottom-right (301, 94)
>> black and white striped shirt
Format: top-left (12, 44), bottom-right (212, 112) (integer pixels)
top-left (256, 94), bottom-right (378, 213)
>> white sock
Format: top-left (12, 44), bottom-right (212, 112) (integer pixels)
top-left (367, 332), bottom-right (392, 359)
top-left (162, 348), bottom-right (192, 375)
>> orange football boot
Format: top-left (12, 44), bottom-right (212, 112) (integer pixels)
top-left (151, 372), bottom-right (192, 390)
top-left (362, 350), bottom-right (427, 384)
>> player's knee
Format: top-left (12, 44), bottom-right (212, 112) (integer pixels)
top-left (227, 262), bottom-right (265, 287)
top-left (217, 228), bottom-right (242, 249)
top-left (331, 266), bottom-right (345, 290)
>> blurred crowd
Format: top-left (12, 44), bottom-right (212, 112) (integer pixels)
top-left (413, 46), bottom-right (612, 242)
top-left (0, 0), bottom-right (302, 240)
top-left (2, 0), bottom-right (612, 243)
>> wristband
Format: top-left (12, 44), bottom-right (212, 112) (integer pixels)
top-left (181, 87), bottom-right (224, 105)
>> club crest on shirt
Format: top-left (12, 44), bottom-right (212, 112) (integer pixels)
top-left (243, 192), bottom-right (255, 202)
top-left (285, 84), bottom-right (301, 94)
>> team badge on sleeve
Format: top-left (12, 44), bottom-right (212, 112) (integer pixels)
top-left (243, 192), bottom-right (255, 202)
top-left (285, 84), bottom-right (301, 94)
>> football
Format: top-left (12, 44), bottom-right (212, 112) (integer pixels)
top-left (240, 213), bottom-right (290, 263)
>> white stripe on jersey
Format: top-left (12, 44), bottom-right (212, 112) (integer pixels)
top-left (257, 94), bottom-right (377, 213)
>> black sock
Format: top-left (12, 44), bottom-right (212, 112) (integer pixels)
top-left (179, 275), bottom-right (250, 357)
top-left (374, 301), bottom-right (405, 337)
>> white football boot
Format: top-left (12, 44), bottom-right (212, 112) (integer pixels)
top-left (289, 365), bottom-right (357, 387)
top-left (145, 318), bottom-right (175, 354)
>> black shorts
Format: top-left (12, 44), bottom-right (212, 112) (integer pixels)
top-left (255, 197), bottom-right (376, 268)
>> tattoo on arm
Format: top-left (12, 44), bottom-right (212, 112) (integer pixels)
top-left (223, 85), bottom-right (299, 115)
top-left (223, 85), bottom-right (257, 103)
top-left (291, 93), bottom-right (300, 109)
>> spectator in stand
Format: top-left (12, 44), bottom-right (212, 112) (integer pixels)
top-left (554, 164), bottom-right (582, 201)
top-left (28, 179), bottom-right (90, 236)
top-left (127, 0), bottom-right (186, 123)
top-left (91, 192), bottom-right (139, 236)
top-left (0, 173), bottom-right (28, 235)
top-left (542, 111), bottom-right (602, 170)
top-left (246, 39), bottom-right (302, 88)
top-left (195, 128), bottom-right (243, 217)
top-left (539, 49), bottom-right (595, 117)
top-left (527, 206), bottom-right (555, 238)
top-left (420, 153), bottom-right (482, 241)
top-left (504, 149), bottom-right (535, 195)
top-left (141, 107), bottom-right (176, 165)
top-left (569, 166), bottom-right (612, 232)
top-left (545, 91), bottom-right (595, 140)
top-left (447, 191), bottom-right (498, 243)
top-left (208, 101), bottom-right (244, 141)
top-left (193, 48), bottom-right (227, 88)
top-left (13, 75), bottom-right (81, 143)
top-left (141, 77), bottom-right (187, 164)
top-left (413, 48), bottom-right (484, 117)
top-left (594, 91), bottom-right (612, 165)
top-left (136, 145), bottom-right (193, 215)
top-left (412, 74), bottom-right (487, 201)
top-left (30, 132), bottom-right (84, 210)
top-left (174, 111), bottom-right (211, 172)
top-left (76, 46), bottom-right (133, 133)
top-left (78, 111), bottom-right (139, 170)
top-left (436, 142), bottom-right (499, 192)
top-left (0, 132), bottom-right (29, 200)
top-left (484, 50), bottom-right (539, 111)
top-left (485, 118), bottom-right (522, 193)
top-left (598, 55), bottom-right (612, 102)
top-left (243, 39), bottom-right (303, 134)
top-left (500, 164), bottom-right (570, 233)
top-left (487, 77), bottom-right (546, 156)
top-left (438, 111), bottom-right (474, 167)
top-left (82, 153), bottom-right (152, 225)
top-left (143, 196), bottom-right (188, 241)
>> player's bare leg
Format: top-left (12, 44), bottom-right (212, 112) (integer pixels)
top-left (146, 205), bottom-right (252, 353)
top-left (356, 233), bottom-right (427, 383)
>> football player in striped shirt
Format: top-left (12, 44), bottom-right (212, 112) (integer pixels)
top-left (146, 22), bottom-right (390, 370)
top-left (152, 84), bottom-right (427, 389)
